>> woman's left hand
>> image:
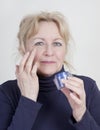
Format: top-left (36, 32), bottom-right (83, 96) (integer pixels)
top-left (61, 76), bottom-right (86, 122)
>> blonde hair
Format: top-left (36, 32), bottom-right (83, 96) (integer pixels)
top-left (17, 11), bottom-right (72, 68)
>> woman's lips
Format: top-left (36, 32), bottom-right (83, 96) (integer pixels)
top-left (40, 61), bottom-right (56, 64)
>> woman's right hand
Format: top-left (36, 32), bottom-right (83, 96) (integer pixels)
top-left (15, 48), bottom-right (39, 102)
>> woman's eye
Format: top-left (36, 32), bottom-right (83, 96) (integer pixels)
top-left (34, 42), bottom-right (44, 46)
top-left (53, 42), bottom-right (62, 46)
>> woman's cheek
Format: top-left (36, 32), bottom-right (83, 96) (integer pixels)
top-left (57, 52), bottom-right (65, 62)
top-left (34, 50), bottom-right (42, 63)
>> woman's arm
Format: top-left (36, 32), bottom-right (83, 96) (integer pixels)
top-left (0, 87), bottom-right (42, 130)
top-left (62, 76), bottom-right (100, 130)
top-left (74, 80), bottom-right (100, 130)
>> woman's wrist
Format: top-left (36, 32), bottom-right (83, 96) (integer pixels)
top-left (22, 93), bottom-right (38, 102)
top-left (73, 107), bottom-right (86, 122)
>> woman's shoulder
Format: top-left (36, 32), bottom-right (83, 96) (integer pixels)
top-left (74, 74), bottom-right (96, 84)
top-left (0, 79), bottom-right (20, 96)
top-left (74, 74), bottom-right (100, 100)
top-left (0, 79), bottom-right (17, 88)
top-left (74, 74), bottom-right (98, 92)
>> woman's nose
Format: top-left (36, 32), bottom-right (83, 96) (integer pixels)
top-left (44, 45), bottom-right (54, 56)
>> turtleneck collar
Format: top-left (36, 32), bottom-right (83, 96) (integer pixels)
top-left (38, 66), bottom-right (65, 92)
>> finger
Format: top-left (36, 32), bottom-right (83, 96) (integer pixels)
top-left (62, 78), bottom-right (84, 95)
top-left (61, 87), bottom-right (70, 97)
top-left (62, 80), bottom-right (78, 94)
top-left (61, 87), bottom-right (76, 104)
top-left (25, 48), bottom-right (36, 73)
top-left (19, 52), bottom-right (29, 73)
top-left (31, 62), bottom-right (39, 77)
top-left (68, 76), bottom-right (83, 84)
top-left (69, 92), bottom-right (81, 105)
top-left (63, 79), bottom-right (86, 102)
top-left (62, 86), bottom-right (81, 105)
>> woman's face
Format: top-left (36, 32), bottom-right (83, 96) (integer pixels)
top-left (25, 21), bottom-right (66, 76)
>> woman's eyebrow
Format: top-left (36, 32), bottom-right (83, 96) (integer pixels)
top-left (53, 38), bottom-right (63, 41)
top-left (33, 37), bottom-right (44, 41)
top-left (32, 37), bottom-right (64, 42)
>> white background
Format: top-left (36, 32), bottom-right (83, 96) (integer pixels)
top-left (0, 0), bottom-right (100, 88)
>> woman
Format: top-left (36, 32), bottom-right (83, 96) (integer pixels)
top-left (0, 11), bottom-right (100, 130)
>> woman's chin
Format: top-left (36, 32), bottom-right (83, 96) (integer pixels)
top-left (37, 70), bottom-right (56, 77)
top-left (37, 66), bottom-right (62, 77)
